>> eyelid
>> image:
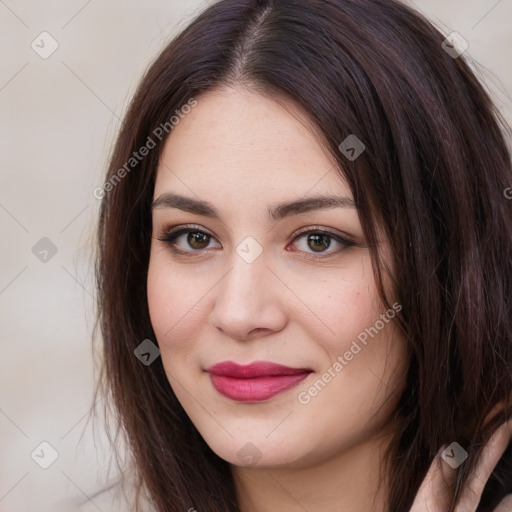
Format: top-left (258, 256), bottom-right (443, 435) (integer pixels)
top-left (157, 223), bottom-right (217, 240)
top-left (156, 224), bottom-right (221, 254)
top-left (289, 225), bottom-right (356, 244)
top-left (287, 226), bottom-right (355, 259)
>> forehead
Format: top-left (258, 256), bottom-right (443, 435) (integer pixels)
top-left (153, 86), bottom-right (351, 201)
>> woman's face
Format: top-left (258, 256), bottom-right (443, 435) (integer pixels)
top-left (147, 86), bottom-right (407, 469)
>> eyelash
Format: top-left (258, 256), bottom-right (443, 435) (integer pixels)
top-left (156, 223), bottom-right (355, 260)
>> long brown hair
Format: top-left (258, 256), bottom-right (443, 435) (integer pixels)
top-left (94, 0), bottom-right (512, 510)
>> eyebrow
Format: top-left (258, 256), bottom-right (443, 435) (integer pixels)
top-left (151, 192), bottom-right (357, 221)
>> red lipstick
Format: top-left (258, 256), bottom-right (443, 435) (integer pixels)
top-left (205, 361), bottom-right (312, 402)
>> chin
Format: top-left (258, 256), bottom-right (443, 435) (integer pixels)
top-left (201, 430), bottom-right (322, 469)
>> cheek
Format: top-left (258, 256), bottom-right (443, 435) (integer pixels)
top-left (295, 255), bottom-right (382, 355)
top-left (146, 254), bottom-right (209, 354)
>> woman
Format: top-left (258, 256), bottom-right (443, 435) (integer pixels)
top-left (94, 0), bottom-right (512, 510)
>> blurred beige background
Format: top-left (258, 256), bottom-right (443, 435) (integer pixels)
top-left (0, 1), bottom-right (510, 511)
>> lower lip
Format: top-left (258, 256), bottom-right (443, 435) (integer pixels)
top-left (208, 373), bottom-right (310, 402)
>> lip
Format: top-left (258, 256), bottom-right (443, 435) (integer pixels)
top-left (205, 361), bottom-right (312, 402)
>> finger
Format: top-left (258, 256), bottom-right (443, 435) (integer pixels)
top-left (494, 494), bottom-right (512, 512)
top-left (409, 444), bottom-right (456, 512)
top-left (439, 442), bottom-right (463, 490)
top-left (458, 419), bottom-right (512, 512)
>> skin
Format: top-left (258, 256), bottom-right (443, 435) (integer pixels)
top-left (411, 414), bottom-right (512, 512)
top-left (146, 85), bottom-right (511, 511)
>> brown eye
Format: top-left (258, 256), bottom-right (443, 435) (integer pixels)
top-left (157, 226), bottom-right (221, 253)
top-left (187, 231), bottom-right (210, 249)
top-left (307, 233), bottom-right (331, 252)
top-left (290, 228), bottom-right (354, 259)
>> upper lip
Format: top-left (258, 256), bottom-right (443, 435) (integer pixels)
top-left (206, 361), bottom-right (312, 378)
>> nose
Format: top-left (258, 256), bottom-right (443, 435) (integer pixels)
top-left (209, 251), bottom-right (288, 341)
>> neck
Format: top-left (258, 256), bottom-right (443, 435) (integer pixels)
top-left (232, 432), bottom-right (393, 512)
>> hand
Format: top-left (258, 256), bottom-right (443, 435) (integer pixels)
top-left (409, 419), bottom-right (512, 512)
